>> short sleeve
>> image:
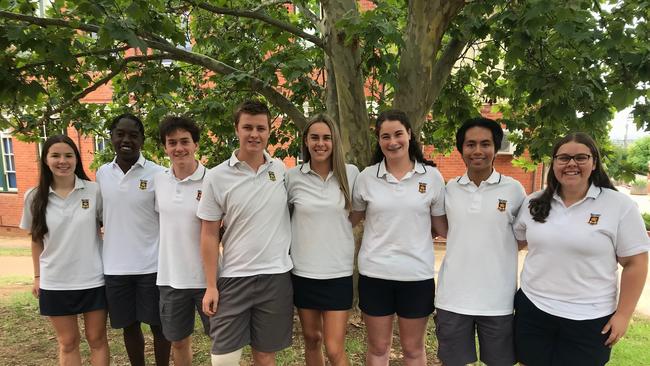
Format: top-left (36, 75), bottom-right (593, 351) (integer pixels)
top-left (19, 188), bottom-right (36, 231)
top-left (429, 168), bottom-right (446, 216)
top-left (351, 171), bottom-right (367, 212)
top-left (284, 167), bottom-right (294, 204)
top-left (196, 171), bottom-right (224, 221)
top-left (511, 182), bottom-right (527, 217)
top-left (513, 196), bottom-right (531, 241)
top-left (95, 185), bottom-right (103, 222)
top-left (615, 201), bottom-right (650, 257)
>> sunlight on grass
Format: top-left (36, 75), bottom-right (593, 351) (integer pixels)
top-left (0, 247), bottom-right (31, 256)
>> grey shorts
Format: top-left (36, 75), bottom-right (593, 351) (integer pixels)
top-left (210, 272), bottom-right (293, 355)
top-left (159, 286), bottom-right (210, 342)
top-left (434, 308), bottom-right (515, 366)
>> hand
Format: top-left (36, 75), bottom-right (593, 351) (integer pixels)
top-left (202, 287), bottom-right (219, 316)
top-left (32, 277), bottom-right (40, 298)
top-left (602, 312), bottom-right (631, 347)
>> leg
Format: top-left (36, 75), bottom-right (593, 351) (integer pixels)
top-left (252, 349), bottom-right (276, 366)
top-left (397, 316), bottom-right (428, 366)
top-left (211, 349), bottom-right (243, 366)
top-left (150, 324), bottom-right (171, 366)
top-left (171, 336), bottom-right (192, 366)
top-left (322, 310), bottom-right (350, 366)
top-left (363, 314), bottom-right (394, 366)
top-left (49, 315), bottom-right (82, 366)
top-left (82, 309), bottom-right (109, 366)
top-left (297, 308), bottom-right (325, 366)
top-left (123, 322), bottom-right (145, 366)
top-left (513, 290), bottom-right (557, 366)
top-left (475, 314), bottom-right (515, 366)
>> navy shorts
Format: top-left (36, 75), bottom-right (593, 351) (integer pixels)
top-left (358, 274), bottom-right (434, 318)
top-left (514, 289), bottom-right (612, 366)
top-left (105, 273), bottom-right (161, 328)
top-left (291, 274), bottom-right (353, 311)
top-left (39, 286), bottom-right (107, 316)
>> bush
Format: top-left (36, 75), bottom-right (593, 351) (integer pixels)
top-left (628, 136), bottom-right (650, 174)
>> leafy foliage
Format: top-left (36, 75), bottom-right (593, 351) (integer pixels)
top-left (1, 0), bottom-right (649, 167)
top-left (628, 136), bottom-right (650, 174)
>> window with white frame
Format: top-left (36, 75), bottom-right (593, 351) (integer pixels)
top-left (0, 132), bottom-right (17, 191)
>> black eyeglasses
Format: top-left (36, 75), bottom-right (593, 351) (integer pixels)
top-left (553, 153), bottom-right (592, 165)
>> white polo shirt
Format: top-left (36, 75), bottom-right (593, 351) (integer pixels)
top-left (435, 171), bottom-right (526, 316)
top-left (514, 185), bottom-right (650, 320)
top-left (286, 162), bottom-right (359, 279)
top-left (96, 154), bottom-right (165, 275)
top-left (352, 160), bottom-right (445, 281)
top-left (154, 163), bottom-right (207, 288)
top-left (196, 150), bottom-right (293, 278)
top-left (19, 178), bottom-right (104, 290)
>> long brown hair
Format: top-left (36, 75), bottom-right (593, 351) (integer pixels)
top-left (529, 132), bottom-right (616, 223)
top-left (301, 113), bottom-right (352, 211)
top-left (30, 135), bottom-right (90, 243)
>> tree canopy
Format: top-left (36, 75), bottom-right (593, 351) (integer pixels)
top-left (1, 0), bottom-right (649, 167)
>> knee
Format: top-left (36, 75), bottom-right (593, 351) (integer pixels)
top-left (58, 333), bottom-right (81, 353)
top-left (172, 337), bottom-right (191, 351)
top-left (303, 329), bottom-right (323, 349)
top-left (367, 338), bottom-right (391, 357)
top-left (401, 342), bottom-right (425, 360)
top-left (211, 349), bottom-right (243, 366)
top-left (85, 329), bottom-right (108, 349)
top-left (324, 341), bottom-right (346, 363)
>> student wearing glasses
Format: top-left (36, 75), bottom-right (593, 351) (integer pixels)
top-left (513, 132), bottom-right (649, 365)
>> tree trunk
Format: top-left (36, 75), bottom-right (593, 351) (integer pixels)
top-left (393, 0), bottom-right (465, 136)
top-left (322, 0), bottom-right (372, 167)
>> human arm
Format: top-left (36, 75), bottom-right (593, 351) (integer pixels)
top-left (602, 252), bottom-right (648, 347)
top-left (30, 239), bottom-right (43, 298)
top-left (431, 215), bottom-right (448, 238)
top-left (517, 240), bottom-right (528, 251)
top-left (200, 219), bottom-right (222, 316)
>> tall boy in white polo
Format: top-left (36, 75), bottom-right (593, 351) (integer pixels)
top-left (154, 116), bottom-right (210, 366)
top-left (434, 118), bottom-right (526, 366)
top-left (96, 114), bottom-right (169, 366)
top-left (198, 100), bottom-right (293, 366)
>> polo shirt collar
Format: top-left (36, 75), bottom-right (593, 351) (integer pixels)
top-left (228, 150), bottom-right (273, 167)
top-left (376, 159), bottom-right (426, 178)
top-left (552, 183), bottom-right (602, 204)
top-left (299, 161), bottom-right (333, 180)
top-left (457, 169), bottom-right (501, 185)
top-left (48, 176), bottom-right (86, 194)
top-left (110, 153), bottom-right (146, 169)
top-left (169, 161), bottom-right (206, 182)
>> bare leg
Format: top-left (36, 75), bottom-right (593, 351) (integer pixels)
top-left (83, 309), bottom-right (109, 366)
top-left (171, 336), bottom-right (192, 366)
top-left (397, 316), bottom-right (428, 366)
top-left (298, 308), bottom-right (325, 366)
top-left (364, 313), bottom-right (394, 366)
top-left (49, 315), bottom-right (82, 366)
top-left (252, 349), bottom-right (276, 366)
top-left (322, 310), bottom-right (350, 366)
top-left (150, 324), bottom-right (171, 366)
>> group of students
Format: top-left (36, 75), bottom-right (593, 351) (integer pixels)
top-left (21, 99), bottom-right (649, 366)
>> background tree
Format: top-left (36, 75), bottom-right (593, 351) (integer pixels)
top-left (628, 136), bottom-right (650, 175)
top-left (1, 0), bottom-right (649, 168)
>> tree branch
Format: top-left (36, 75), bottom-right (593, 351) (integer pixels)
top-left (15, 46), bottom-right (131, 72)
top-left (252, 0), bottom-right (290, 12)
top-left (295, 3), bottom-right (321, 28)
top-left (183, 0), bottom-right (324, 48)
top-left (427, 37), bottom-right (469, 106)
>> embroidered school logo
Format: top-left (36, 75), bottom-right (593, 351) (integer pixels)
top-left (497, 199), bottom-right (507, 212)
top-left (418, 182), bottom-right (427, 193)
top-left (139, 179), bottom-right (148, 190)
top-left (268, 171), bottom-right (276, 182)
top-left (81, 199), bottom-right (90, 209)
top-left (588, 213), bottom-right (600, 225)
top-left (196, 190), bottom-right (202, 201)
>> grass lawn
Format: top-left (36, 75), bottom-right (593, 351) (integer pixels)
top-left (0, 247), bottom-right (31, 256)
top-left (1, 282), bottom-right (648, 365)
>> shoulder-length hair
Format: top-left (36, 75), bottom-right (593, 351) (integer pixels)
top-left (529, 132), bottom-right (616, 223)
top-left (371, 109), bottom-right (435, 167)
top-left (301, 113), bottom-right (352, 211)
top-left (30, 135), bottom-right (90, 243)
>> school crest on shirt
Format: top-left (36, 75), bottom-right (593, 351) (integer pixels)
top-left (139, 179), bottom-right (148, 190)
top-left (81, 199), bottom-right (90, 209)
top-left (268, 171), bottom-right (276, 182)
top-left (196, 190), bottom-right (202, 201)
top-left (418, 182), bottom-right (427, 193)
top-left (588, 213), bottom-right (600, 225)
top-left (497, 199), bottom-right (507, 212)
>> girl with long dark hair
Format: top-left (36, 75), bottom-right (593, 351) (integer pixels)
top-left (20, 135), bottom-right (108, 365)
top-left (350, 110), bottom-right (447, 365)
top-left (513, 132), bottom-right (649, 365)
